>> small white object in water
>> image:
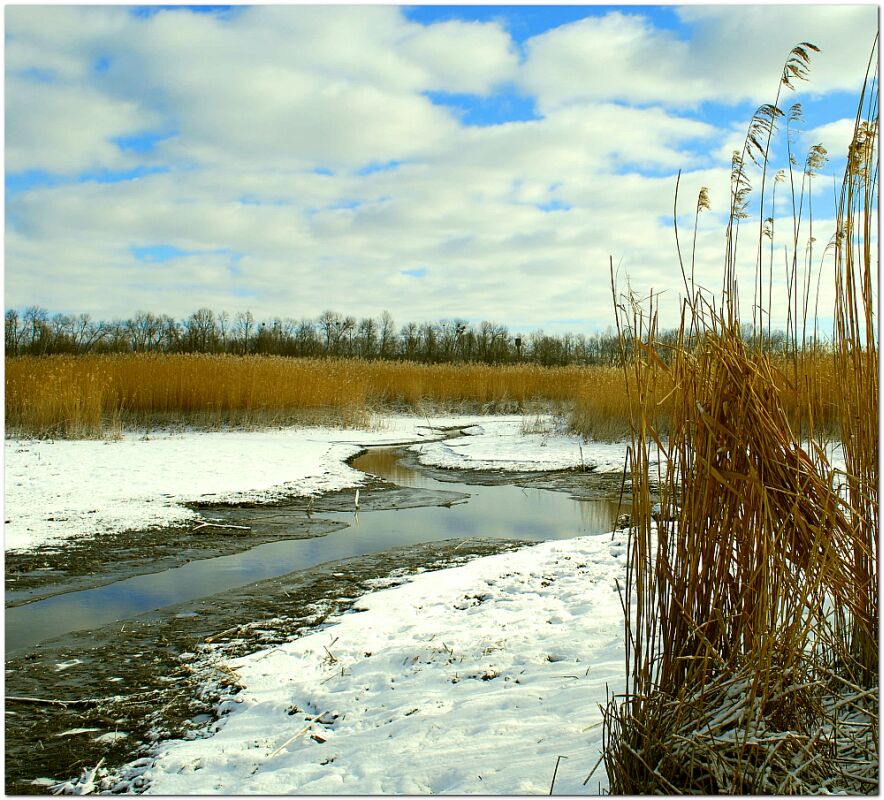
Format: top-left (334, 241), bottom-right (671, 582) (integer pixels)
top-left (53, 659), bottom-right (83, 672)
top-left (355, 488), bottom-right (360, 508)
top-left (93, 732), bottom-right (129, 744)
top-left (56, 728), bottom-right (102, 737)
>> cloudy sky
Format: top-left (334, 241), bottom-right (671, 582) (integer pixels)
top-left (5, 3), bottom-right (878, 333)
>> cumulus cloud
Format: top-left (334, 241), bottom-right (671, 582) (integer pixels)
top-left (4, 5), bottom-right (873, 332)
top-left (6, 77), bottom-right (153, 174)
top-left (400, 19), bottom-right (519, 94)
top-left (520, 12), bottom-right (702, 111)
top-left (802, 118), bottom-right (860, 160)
top-left (520, 5), bottom-right (878, 110)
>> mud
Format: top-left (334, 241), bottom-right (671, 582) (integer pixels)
top-left (399, 450), bottom-right (630, 500)
top-left (4, 537), bottom-right (523, 794)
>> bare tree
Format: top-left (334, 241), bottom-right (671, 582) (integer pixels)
top-left (379, 310), bottom-right (396, 359)
top-left (356, 317), bottom-right (379, 359)
top-left (21, 306), bottom-right (49, 353)
top-left (70, 314), bottom-right (106, 352)
top-left (234, 310), bottom-right (255, 354)
top-left (5, 309), bottom-right (21, 355)
top-left (400, 322), bottom-right (420, 360)
top-left (217, 310), bottom-right (231, 351)
top-left (318, 310), bottom-right (343, 354)
top-left (185, 308), bottom-right (218, 352)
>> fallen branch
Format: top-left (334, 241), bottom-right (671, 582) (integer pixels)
top-left (267, 723), bottom-right (314, 758)
top-left (190, 522), bottom-right (251, 534)
top-left (5, 696), bottom-right (102, 709)
top-left (205, 626), bottom-right (245, 643)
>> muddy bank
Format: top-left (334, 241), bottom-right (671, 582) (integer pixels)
top-left (4, 537), bottom-right (524, 795)
top-left (6, 448), bottom-right (622, 609)
top-left (6, 476), bottom-right (468, 608)
top-left (400, 450), bottom-right (630, 500)
top-left (5, 433), bottom-right (631, 792)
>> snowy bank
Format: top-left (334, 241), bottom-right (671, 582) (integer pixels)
top-left (411, 418), bottom-right (627, 473)
top-left (123, 530), bottom-right (626, 795)
top-left (4, 415), bottom-right (628, 554)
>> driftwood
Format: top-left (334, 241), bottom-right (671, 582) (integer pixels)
top-left (267, 725), bottom-right (311, 758)
top-left (204, 626), bottom-right (251, 644)
top-left (6, 695), bottom-right (102, 709)
top-left (190, 522), bottom-right (252, 535)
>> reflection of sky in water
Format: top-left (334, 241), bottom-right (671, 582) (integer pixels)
top-left (7, 448), bottom-right (626, 653)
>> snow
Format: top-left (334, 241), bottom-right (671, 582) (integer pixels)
top-left (4, 431), bottom-right (367, 552)
top-left (411, 417), bottom-right (628, 473)
top-left (135, 530), bottom-right (627, 795)
top-left (8, 413), bottom-right (633, 793)
top-left (4, 414), bottom-right (622, 554)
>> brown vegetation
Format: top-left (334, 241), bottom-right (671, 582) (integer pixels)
top-left (600, 41), bottom-right (878, 794)
top-left (5, 354), bottom-right (599, 438)
top-left (5, 346), bottom-right (851, 441)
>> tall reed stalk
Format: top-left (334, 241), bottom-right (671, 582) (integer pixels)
top-left (832, 46), bottom-right (879, 686)
top-left (602, 41), bottom-right (878, 794)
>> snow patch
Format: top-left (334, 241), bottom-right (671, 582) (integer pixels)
top-left (131, 530), bottom-right (627, 794)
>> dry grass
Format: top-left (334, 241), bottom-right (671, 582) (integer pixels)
top-left (4, 335), bottom-right (852, 441)
top-left (6, 354), bottom-right (604, 438)
top-left (569, 349), bottom-right (843, 442)
top-left (569, 366), bottom-right (639, 440)
top-left (600, 41), bottom-right (878, 794)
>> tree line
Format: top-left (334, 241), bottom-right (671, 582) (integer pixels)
top-left (6, 306), bottom-right (809, 366)
top-left (4, 306), bottom-right (634, 366)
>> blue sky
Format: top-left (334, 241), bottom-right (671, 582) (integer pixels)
top-left (5, 4), bottom-right (878, 332)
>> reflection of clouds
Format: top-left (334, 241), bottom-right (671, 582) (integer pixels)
top-left (8, 452), bottom-right (627, 653)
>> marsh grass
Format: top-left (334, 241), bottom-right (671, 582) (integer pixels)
top-left (5, 339), bottom-right (851, 441)
top-left (569, 351), bottom-right (843, 442)
top-left (6, 354), bottom-right (591, 438)
top-left (601, 41), bottom-right (878, 794)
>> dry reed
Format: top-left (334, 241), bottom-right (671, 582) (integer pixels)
top-left (6, 354), bottom-right (595, 438)
top-left (601, 41), bottom-right (878, 794)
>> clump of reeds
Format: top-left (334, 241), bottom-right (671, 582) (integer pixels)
top-left (603, 656), bottom-right (878, 793)
top-left (831, 74), bottom-right (879, 687)
top-left (569, 350), bottom-right (844, 442)
top-left (601, 40), bottom-right (878, 794)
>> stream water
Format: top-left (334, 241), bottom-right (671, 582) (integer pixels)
top-left (5, 447), bottom-right (626, 654)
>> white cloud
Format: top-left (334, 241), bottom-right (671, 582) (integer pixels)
top-left (5, 77), bottom-right (154, 174)
top-left (400, 20), bottom-right (519, 95)
top-left (520, 5), bottom-right (878, 111)
top-left (802, 118), bottom-right (859, 161)
top-left (679, 5), bottom-right (878, 100)
top-left (520, 12), bottom-right (702, 111)
top-left (4, 5), bottom-right (874, 333)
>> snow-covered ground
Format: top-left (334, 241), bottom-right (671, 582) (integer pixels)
top-left (4, 415), bottom-right (620, 554)
top-left (107, 531), bottom-right (627, 795)
top-left (10, 414), bottom-right (631, 794)
top-left (413, 417), bottom-right (627, 473)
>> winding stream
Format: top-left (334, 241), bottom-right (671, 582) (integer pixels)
top-left (6, 446), bottom-right (625, 654)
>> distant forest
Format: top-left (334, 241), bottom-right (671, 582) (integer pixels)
top-left (5, 306), bottom-right (800, 366)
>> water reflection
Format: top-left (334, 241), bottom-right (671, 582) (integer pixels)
top-left (577, 497), bottom-right (630, 531)
top-left (7, 446), bottom-right (626, 653)
top-left (356, 448), bottom-right (422, 488)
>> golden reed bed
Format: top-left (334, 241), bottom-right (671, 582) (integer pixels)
top-left (6, 350), bottom-right (842, 440)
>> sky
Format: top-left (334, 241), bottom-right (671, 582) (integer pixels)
top-left (4, 3), bottom-right (879, 334)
